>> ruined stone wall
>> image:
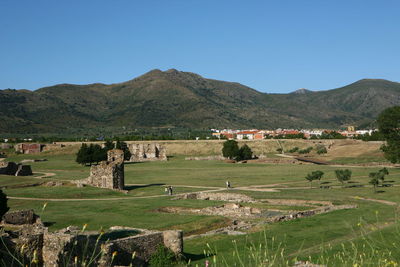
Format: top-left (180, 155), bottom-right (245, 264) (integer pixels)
top-left (0, 225), bottom-right (44, 266)
top-left (41, 144), bottom-right (65, 152)
top-left (85, 161), bottom-right (124, 190)
top-left (99, 230), bottom-right (183, 267)
top-left (128, 143), bottom-right (167, 162)
top-left (15, 143), bottom-right (43, 154)
top-left (107, 149), bottom-right (124, 164)
top-left (80, 149), bottom-right (125, 190)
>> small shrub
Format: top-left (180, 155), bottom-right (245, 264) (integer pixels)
top-left (299, 147), bottom-right (313, 154)
top-left (288, 147), bottom-right (299, 153)
top-left (316, 145), bottom-right (327, 154)
top-left (276, 148), bottom-right (283, 154)
top-left (149, 245), bottom-right (176, 267)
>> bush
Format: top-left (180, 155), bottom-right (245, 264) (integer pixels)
top-left (149, 245), bottom-right (176, 267)
top-left (316, 145), bottom-right (327, 154)
top-left (288, 147), bottom-right (299, 153)
top-left (0, 189), bottom-right (9, 218)
top-left (299, 147), bottom-right (313, 154)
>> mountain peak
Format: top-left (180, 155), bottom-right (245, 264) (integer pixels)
top-left (165, 68), bottom-right (180, 74)
top-left (291, 88), bottom-right (313, 94)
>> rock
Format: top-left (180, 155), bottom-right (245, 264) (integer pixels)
top-left (44, 181), bottom-right (64, 187)
top-left (2, 209), bottom-right (39, 225)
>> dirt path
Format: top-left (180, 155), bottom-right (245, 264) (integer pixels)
top-left (34, 172), bottom-right (56, 179)
top-left (7, 182), bottom-right (400, 203)
top-left (351, 196), bottom-right (398, 206)
top-left (7, 188), bottom-right (226, 202)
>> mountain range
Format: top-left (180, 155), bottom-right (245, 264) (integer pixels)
top-left (1, 69), bottom-right (400, 135)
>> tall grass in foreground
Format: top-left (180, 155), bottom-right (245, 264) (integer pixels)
top-left (197, 214), bottom-right (400, 267)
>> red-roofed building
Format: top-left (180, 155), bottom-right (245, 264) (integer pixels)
top-left (237, 130), bottom-right (260, 140)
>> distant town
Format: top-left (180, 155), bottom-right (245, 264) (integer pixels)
top-left (211, 126), bottom-right (377, 140)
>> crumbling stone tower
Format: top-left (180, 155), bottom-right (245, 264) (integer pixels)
top-left (82, 149), bottom-right (125, 190)
top-left (107, 148), bottom-right (124, 163)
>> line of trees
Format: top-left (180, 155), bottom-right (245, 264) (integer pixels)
top-left (76, 140), bottom-right (131, 166)
top-left (305, 167), bottom-right (392, 193)
top-left (305, 169), bottom-right (353, 188)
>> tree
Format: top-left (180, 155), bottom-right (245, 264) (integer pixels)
top-left (305, 170), bottom-right (324, 188)
top-left (0, 189), bottom-right (9, 218)
top-left (335, 169), bottom-right (352, 187)
top-left (76, 143), bottom-right (89, 165)
top-left (378, 167), bottom-right (389, 183)
top-left (377, 106), bottom-right (400, 163)
top-left (76, 143), bottom-right (107, 166)
top-left (313, 170), bottom-right (324, 184)
top-left (222, 140), bottom-right (239, 160)
top-left (92, 144), bottom-right (107, 164)
top-left (369, 168), bottom-right (390, 192)
top-left (237, 144), bottom-right (253, 161)
top-left (369, 174), bottom-right (380, 193)
top-left (104, 140), bottom-right (115, 151)
top-left (115, 140), bottom-right (131, 161)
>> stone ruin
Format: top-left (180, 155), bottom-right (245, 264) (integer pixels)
top-left (1, 210), bottom-right (183, 267)
top-left (14, 143), bottom-right (65, 154)
top-left (0, 161), bottom-right (33, 176)
top-left (127, 143), bottom-right (167, 162)
top-left (78, 149), bottom-right (125, 190)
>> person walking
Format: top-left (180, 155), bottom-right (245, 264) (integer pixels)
top-left (226, 180), bottom-right (231, 189)
top-left (168, 186), bottom-right (173, 195)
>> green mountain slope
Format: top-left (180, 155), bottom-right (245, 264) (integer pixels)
top-left (1, 69), bottom-right (399, 134)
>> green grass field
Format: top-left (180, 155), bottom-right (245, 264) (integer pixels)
top-left (1, 150), bottom-right (399, 266)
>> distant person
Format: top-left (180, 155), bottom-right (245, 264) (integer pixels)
top-left (165, 187), bottom-right (169, 195)
top-left (168, 186), bottom-right (173, 195)
top-left (226, 181), bottom-right (231, 189)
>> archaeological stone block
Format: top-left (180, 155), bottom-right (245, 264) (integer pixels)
top-left (2, 209), bottom-right (38, 225)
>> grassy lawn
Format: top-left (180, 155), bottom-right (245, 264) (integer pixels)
top-left (2, 152), bottom-right (400, 265)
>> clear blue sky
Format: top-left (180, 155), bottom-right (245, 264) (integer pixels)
top-left (1, 1), bottom-right (399, 93)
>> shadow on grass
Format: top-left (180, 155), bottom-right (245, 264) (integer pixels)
top-left (43, 221), bottom-right (56, 227)
top-left (183, 252), bottom-right (213, 263)
top-left (124, 161), bottom-right (145, 165)
top-left (124, 183), bottom-right (166, 191)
